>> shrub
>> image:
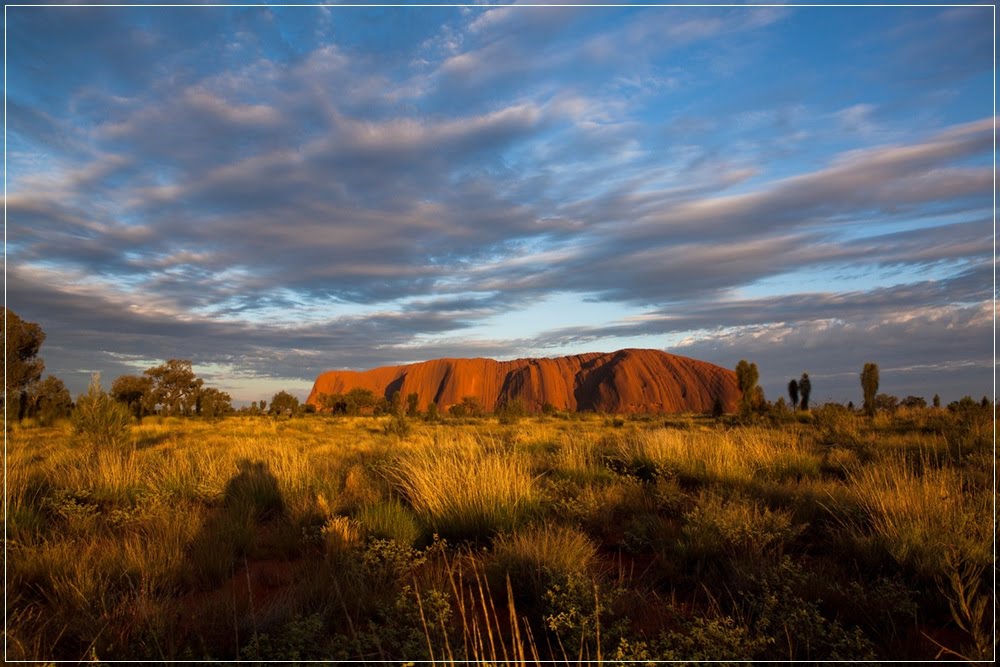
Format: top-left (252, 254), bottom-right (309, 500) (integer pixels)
top-left (496, 398), bottom-right (528, 424)
top-left (357, 500), bottom-right (422, 546)
top-left (448, 396), bottom-right (485, 418)
top-left (861, 362), bottom-right (879, 417)
top-left (72, 374), bottom-right (133, 454)
top-left (734, 558), bottom-right (876, 660)
top-left (735, 360), bottom-right (759, 416)
top-left (681, 493), bottom-right (803, 565)
top-left (269, 390), bottom-right (300, 417)
top-left (383, 412), bottom-right (411, 439)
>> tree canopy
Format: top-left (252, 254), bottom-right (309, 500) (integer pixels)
top-left (3, 309), bottom-right (46, 420)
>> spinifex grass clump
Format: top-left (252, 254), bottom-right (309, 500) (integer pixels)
top-left (357, 499), bottom-right (422, 546)
top-left (490, 523), bottom-right (598, 602)
top-left (390, 435), bottom-right (540, 541)
top-left (844, 454), bottom-right (990, 581)
top-left (614, 426), bottom-right (821, 486)
top-left (72, 373), bottom-right (133, 454)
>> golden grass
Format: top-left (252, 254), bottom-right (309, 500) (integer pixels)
top-left (389, 433), bottom-right (540, 539)
top-left (845, 454), bottom-right (992, 578)
top-left (619, 426), bottom-right (822, 484)
top-left (5, 410), bottom-right (993, 662)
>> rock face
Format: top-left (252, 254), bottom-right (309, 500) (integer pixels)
top-left (307, 348), bottom-right (739, 414)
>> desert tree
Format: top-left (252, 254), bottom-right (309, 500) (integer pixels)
top-left (269, 390), bottom-right (300, 417)
top-left (406, 392), bottom-right (420, 417)
top-left (29, 375), bottom-right (73, 425)
top-left (933, 393), bottom-right (941, 408)
top-left (199, 387), bottom-right (233, 420)
top-left (388, 390), bottom-right (403, 416)
top-left (144, 359), bottom-right (203, 416)
top-left (900, 395), bottom-right (927, 409)
top-left (711, 395), bottom-right (725, 418)
top-left (798, 373), bottom-right (812, 411)
top-left (111, 375), bottom-right (153, 421)
top-left (3, 308), bottom-right (46, 421)
top-left (344, 387), bottom-right (378, 415)
top-left (874, 393), bottom-right (898, 414)
top-left (735, 360), bottom-right (760, 415)
top-left (787, 379), bottom-right (799, 412)
top-left (449, 396), bottom-right (485, 418)
top-left (860, 362), bottom-right (879, 417)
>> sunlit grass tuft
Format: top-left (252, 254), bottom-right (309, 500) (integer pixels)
top-left (390, 434), bottom-right (540, 540)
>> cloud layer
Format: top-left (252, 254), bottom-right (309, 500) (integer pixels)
top-left (7, 5), bottom-right (993, 403)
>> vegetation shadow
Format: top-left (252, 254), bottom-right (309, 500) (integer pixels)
top-left (134, 431), bottom-right (174, 450)
top-left (184, 460), bottom-right (286, 590)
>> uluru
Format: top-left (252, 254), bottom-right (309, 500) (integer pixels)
top-left (307, 348), bottom-right (740, 414)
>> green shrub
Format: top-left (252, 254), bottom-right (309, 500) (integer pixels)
top-left (241, 613), bottom-right (326, 662)
top-left (652, 613), bottom-right (770, 660)
top-left (681, 493), bottom-right (803, 564)
top-left (72, 374), bottom-right (133, 454)
top-left (737, 558), bottom-right (877, 660)
top-left (357, 500), bottom-right (422, 546)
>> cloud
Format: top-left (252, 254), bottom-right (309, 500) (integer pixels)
top-left (6, 6), bottom-right (992, 404)
top-left (669, 302), bottom-right (993, 404)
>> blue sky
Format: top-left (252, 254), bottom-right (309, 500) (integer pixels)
top-left (6, 3), bottom-right (994, 405)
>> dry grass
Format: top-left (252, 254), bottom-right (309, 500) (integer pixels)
top-left (5, 409), bottom-right (993, 662)
top-left (616, 426), bottom-right (822, 485)
top-left (844, 453), bottom-right (991, 579)
top-left (389, 433), bottom-right (541, 540)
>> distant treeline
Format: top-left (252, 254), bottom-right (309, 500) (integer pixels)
top-left (3, 308), bottom-right (993, 427)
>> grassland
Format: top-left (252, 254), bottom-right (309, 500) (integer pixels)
top-left (5, 405), bottom-right (995, 663)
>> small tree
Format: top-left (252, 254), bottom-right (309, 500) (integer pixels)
top-left (735, 360), bottom-right (760, 416)
top-left (787, 379), bottom-right (799, 412)
top-left (29, 375), bottom-right (72, 425)
top-left (449, 396), bottom-right (485, 418)
top-left (199, 387), bottom-right (233, 420)
top-left (73, 373), bottom-right (132, 454)
top-left (144, 359), bottom-right (202, 416)
top-left (425, 402), bottom-right (439, 422)
top-left (711, 395), bottom-right (725, 418)
top-left (3, 308), bottom-right (46, 422)
top-left (933, 393), bottom-right (941, 408)
top-left (860, 363), bottom-right (879, 417)
top-left (111, 374), bottom-right (153, 421)
top-left (388, 390), bottom-right (403, 417)
top-left (344, 388), bottom-right (378, 415)
top-left (269, 391), bottom-right (300, 417)
top-left (496, 397), bottom-right (528, 424)
top-left (874, 393), bottom-right (898, 414)
top-left (406, 392), bottom-right (420, 417)
top-left (798, 373), bottom-right (812, 411)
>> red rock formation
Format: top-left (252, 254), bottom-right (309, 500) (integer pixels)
top-left (307, 349), bottom-right (739, 414)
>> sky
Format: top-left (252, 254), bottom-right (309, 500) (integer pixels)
top-left (5, 3), bottom-right (995, 406)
